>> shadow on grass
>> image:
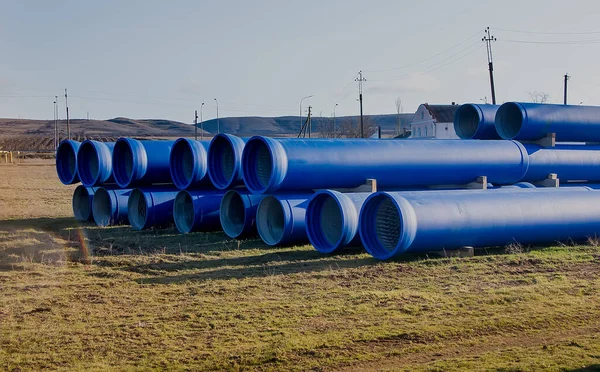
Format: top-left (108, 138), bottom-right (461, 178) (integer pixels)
top-left (569, 365), bottom-right (600, 372)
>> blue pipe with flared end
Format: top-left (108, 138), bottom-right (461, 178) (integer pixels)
top-left (256, 193), bottom-right (312, 246)
top-left (173, 190), bottom-right (225, 233)
top-left (127, 188), bottom-right (179, 230)
top-left (208, 134), bottom-right (247, 189)
top-left (495, 102), bottom-right (600, 142)
top-left (77, 140), bottom-right (115, 186)
top-left (112, 138), bottom-right (174, 188)
top-left (359, 188), bottom-right (599, 260)
top-left (219, 189), bottom-right (264, 238)
top-left (169, 138), bottom-right (211, 190)
top-left (92, 187), bottom-right (131, 227)
top-left (454, 103), bottom-right (500, 139)
top-left (56, 139), bottom-right (81, 185)
top-left (72, 185), bottom-right (97, 222)
top-left (241, 137), bottom-right (529, 194)
top-left (523, 144), bottom-right (600, 183)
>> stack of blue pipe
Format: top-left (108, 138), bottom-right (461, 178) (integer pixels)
top-left (56, 102), bottom-right (600, 260)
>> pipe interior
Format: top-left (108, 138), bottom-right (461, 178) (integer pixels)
top-left (174, 192), bottom-right (195, 233)
top-left (72, 186), bottom-right (91, 221)
top-left (128, 189), bottom-right (147, 230)
top-left (114, 141), bottom-right (134, 186)
top-left (496, 102), bottom-right (523, 139)
top-left (57, 143), bottom-right (77, 183)
top-left (374, 197), bottom-right (401, 253)
top-left (220, 191), bottom-right (246, 237)
top-left (79, 143), bottom-right (99, 184)
top-left (215, 137), bottom-right (235, 186)
top-left (92, 188), bottom-right (112, 226)
top-left (172, 140), bottom-right (195, 187)
top-left (319, 196), bottom-right (343, 247)
top-left (455, 105), bottom-right (480, 139)
top-left (257, 196), bottom-right (284, 245)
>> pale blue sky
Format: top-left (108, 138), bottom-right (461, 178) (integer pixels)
top-left (1, 0), bottom-right (600, 122)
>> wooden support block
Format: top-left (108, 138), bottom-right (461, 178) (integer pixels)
top-left (521, 133), bottom-right (556, 147)
top-left (534, 173), bottom-right (559, 188)
top-left (465, 176), bottom-right (488, 190)
top-left (428, 246), bottom-right (475, 258)
top-left (324, 179), bottom-right (378, 193)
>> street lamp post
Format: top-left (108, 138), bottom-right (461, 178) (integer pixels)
top-left (299, 95), bottom-right (313, 131)
top-left (200, 102), bottom-right (205, 140)
top-left (333, 103), bottom-right (339, 132)
top-left (214, 98), bottom-right (219, 134)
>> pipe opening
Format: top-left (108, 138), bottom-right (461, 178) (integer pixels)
top-left (78, 142), bottom-right (99, 185)
top-left (455, 105), bottom-right (480, 139)
top-left (174, 191), bottom-right (195, 233)
top-left (257, 196), bottom-right (284, 245)
top-left (72, 186), bottom-right (92, 221)
top-left (56, 142), bottom-right (77, 184)
top-left (113, 140), bottom-right (134, 187)
top-left (496, 102), bottom-right (523, 139)
top-left (220, 191), bottom-right (246, 238)
top-left (307, 193), bottom-right (343, 251)
top-left (209, 136), bottom-right (235, 188)
top-left (171, 140), bottom-right (195, 189)
top-left (128, 189), bottom-right (147, 230)
top-left (374, 197), bottom-right (401, 252)
top-left (92, 188), bottom-right (113, 227)
top-left (243, 139), bottom-right (272, 192)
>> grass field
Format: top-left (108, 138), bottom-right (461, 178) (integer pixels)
top-left (1, 161), bottom-right (600, 371)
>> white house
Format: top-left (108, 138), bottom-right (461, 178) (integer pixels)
top-left (410, 103), bottom-right (459, 139)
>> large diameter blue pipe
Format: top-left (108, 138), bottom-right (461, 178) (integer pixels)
top-left (72, 185), bottom-right (97, 222)
top-left (359, 188), bottom-right (599, 260)
top-left (56, 140), bottom-right (81, 185)
top-left (454, 104), bottom-right (500, 139)
top-left (169, 138), bottom-right (211, 190)
top-left (305, 183), bottom-right (539, 254)
top-left (173, 190), bottom-right (225, 233)
top-left (208, 134), bottom-right (247, 190)
top-left (219, 189), bottom-right (264, 238)
top-left (112, 138), bottom-right (174, 188)
top-left (523, 144), bottom-right (600, 182)
top-left (495, 102), bottom-right (600, 141)
top-left (241, 137), bottom-right (529, 194)
top-left (127, 188), bottom-right (179, 230)
top-left (256, 194), bottom-right (312, 246)
top-left (92, 187), bottom-right (131, 227)
top-left (77, 140), bottom-right (115, 187)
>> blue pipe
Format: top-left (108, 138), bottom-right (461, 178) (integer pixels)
top-left (127, 188), bottom-right (179, 230)
top-left (56, 140), bottom-right (81, 185)
top-left (112, 138), bottom-right (174, 188)
top-left (173, 190), bottom-right (225, 233)
top-left (219, 189), bottom-right (264, 238)
top-left (208, 134), bottom-right (247, 189)
top-left (523, 144), bottom-right (600, 182)
top-left (305, 183), bottom-right (540, 254)
top-left (359, 188), bottom-right (599, 260)
top-left (72, 185), bottom-right (97, 222)
top-left (256, 193), bottom-right (312, 246)
top-left (495, 102), bottom-right (600, 141)
top-left (92, 187), bottom-right (131, 227)
top-left (169, 138), bottom-right (211, 190)
top-left (241, 137), bottom-right (529, 193)
top-left (454, 104), bottom-right (500, 139)
top-left (77, 140), bottom-right (115, 187)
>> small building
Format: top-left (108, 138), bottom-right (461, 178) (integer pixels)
top-left (410, 103), bottom-right (459, 139)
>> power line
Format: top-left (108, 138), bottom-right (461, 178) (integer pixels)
top-left (491, 27), bottom-right (600, 35)
top-left (501, 39), bottom-right (600, 45)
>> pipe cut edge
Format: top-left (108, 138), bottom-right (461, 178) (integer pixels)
top-left (256, 196), bottom-right (286, 246)
top-left (72, 185), bottom-right (93, 222)
top-left (242, 136), bottom-right (288, 194)
top-left (128, 188), bottom-right (149, 230)
top-left (173, 190), bottom-right (196, 233)
top-left (220, 190), bottom-right (248, 238)
top-left (92, 188), bottom-right (114, 227)
top-left (170, 138), bottom-right (207, 190)
top-left (306, 190), bottom-right (353, 253)
top-left (454, 104), bottom-right (483, 139)
top-left (56, 140), bottom-right (79, 184)
top-left (208, 134), bottom-right (242, 189)
top-left (113, 138), bottom-right (145, 188)
top-left (495, 102), bottom-right (525, 139)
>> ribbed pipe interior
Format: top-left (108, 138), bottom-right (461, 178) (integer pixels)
top-left (455, 105), bottom-right (480, 139)
top-left (92, 188), bottom-right (112, 227)
top-left (220, 191), bottom-right (246, 238)
top-left (114, 140), bottom-right (134, 186)
top-left (257, 196), bottom-right (284, 245)
top-left (319, 196), bottom-right (343, 247)
top-left (256, 143), bottom-right (272, 189)
top-left (79, 142), bottom-right (99, 185)
top-left (496, 102), bottom-right (523, 139)
top-left (57, 142), bottom-right (77, 183)
top-left (171, 140), bottom-right (195, 188)
top-left (72, 186), bottom-right (91, 221)
top-left (374, 197), bottom-right (401, 252)
top-left (128, 189), bottom-right (147, 230)
top-left (210, 136), bottom-right (235, 187)
top-left (174, 192), bottom-right (195, 233)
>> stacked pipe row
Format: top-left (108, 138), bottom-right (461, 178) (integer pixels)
top-left (56, 102), bottom-right (600, 260)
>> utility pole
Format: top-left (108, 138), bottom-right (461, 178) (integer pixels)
top-left (482, 27), bottom-right (497, 105)
top-left (355, 70), bottom-right (366, 138)
top-left (564, 73), bottom-right (570, 105)
top-left (53, 99), bottom-right (57, 150)
top-left (307, 106), bottom-right (312, 138)
top-left (200, 102), bottom-right (205, 140)
top-left (87, 111), bottom-right (89, 122)
top-left (65, 89), bottom-right (70, 139)
top-left (194, 109), bottom-right (198, 140)
top-left (214, 98), bottom-right (219, 134)
top-left (55, 95), bottom-right (59, 144)
top-left (333, 103), bottom-right (338, 132)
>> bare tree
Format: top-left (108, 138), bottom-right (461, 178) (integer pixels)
top-left (317, 114), bottom-right (341, 138)
top-left (527, 91), bottom-right (551, 103)
top-left (394, 98), bottom-right (403, 136)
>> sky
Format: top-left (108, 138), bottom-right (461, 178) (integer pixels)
top-left (2, 0), bottom-right (600, 123)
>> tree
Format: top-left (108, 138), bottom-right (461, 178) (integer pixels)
top-left (394, 98), bottom-right (403, 136)
top-left (528, 91), bottom-right (551, 104)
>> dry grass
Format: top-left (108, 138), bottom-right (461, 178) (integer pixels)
top-left (0, 163), bottom-right (599, 371)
